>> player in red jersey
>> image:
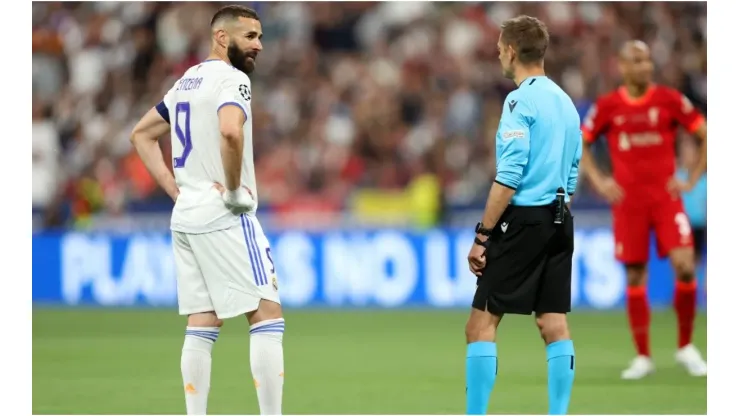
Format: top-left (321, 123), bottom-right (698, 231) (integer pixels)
top-left (580, 41), bottom-right (707, 379)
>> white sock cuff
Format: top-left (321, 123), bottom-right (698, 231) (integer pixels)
top-left (185, 326), bottom-right (220, 344)
top-left (250, 318), bottom-right (285, 336)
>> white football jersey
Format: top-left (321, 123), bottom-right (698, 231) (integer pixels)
top-left (161, 59), bottom-right (257, 234)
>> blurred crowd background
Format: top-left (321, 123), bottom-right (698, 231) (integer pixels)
top-left (32, 1), bottom-right (707, 230)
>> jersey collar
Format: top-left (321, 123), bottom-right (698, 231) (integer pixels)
top-left (618, 85), bottom-right (656, 106)
top-left (518, 75), bottom-right (548, 88)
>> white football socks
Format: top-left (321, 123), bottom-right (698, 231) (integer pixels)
top-left (250, 318), bottom-right (285, 415)
top-left (181, 327), bottom-right (219, 415)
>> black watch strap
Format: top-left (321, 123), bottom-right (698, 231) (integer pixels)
top-left (476, 222), bottom-right (494, 236)
top-left (474, 237), bottom-right (490, 248)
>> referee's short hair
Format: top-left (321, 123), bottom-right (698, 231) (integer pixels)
top-left (500, 15), bottom-right (550, 65)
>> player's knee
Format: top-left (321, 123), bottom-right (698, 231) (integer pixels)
top-left (535, 313), bottom-right (570, 344)
top-left (188, 312), bottom-right (222, 328)
top-left (669, 248), bottom-right (696, 282)
top-left (625, 264), bottom-right (648, 287)
top-left (672, 259), bottom-right (695, 282)
top-left (247, 299), bottom-right (283, 326)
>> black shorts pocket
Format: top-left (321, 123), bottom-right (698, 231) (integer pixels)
top-left (487, 217), bottom-right (532, 260)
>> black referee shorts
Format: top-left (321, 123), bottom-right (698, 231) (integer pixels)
top-left (472, 204), bottom-right (574, 315)
top-left (692, 226), bottom-right (706, 261)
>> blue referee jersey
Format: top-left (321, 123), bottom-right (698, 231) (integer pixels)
top-left (495, 76), bottom-right (582, 206)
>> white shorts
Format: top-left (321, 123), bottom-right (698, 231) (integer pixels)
top-left (172, 214), bottom-right (281, 319)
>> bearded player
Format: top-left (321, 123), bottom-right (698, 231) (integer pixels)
top-left (581, 40), bottom-right (707, 380)
top-left (130, 6), bottom-right (285, 414)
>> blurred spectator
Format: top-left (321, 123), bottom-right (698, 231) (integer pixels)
top-left (31, 1), bottom-right (707, 228)
top-left (32, 100), bottom-right (61, 208)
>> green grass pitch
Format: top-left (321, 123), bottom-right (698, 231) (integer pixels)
top-left (32, 309), bottom-right (706, 414)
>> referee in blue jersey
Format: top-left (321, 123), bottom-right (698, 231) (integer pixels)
top-left (464, 16), bottom-right (582, 415)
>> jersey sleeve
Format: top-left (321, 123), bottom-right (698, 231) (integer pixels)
top-left (667, 89), bottom-right (705, 133)
top-left (567, 131), bottom-right (583, 196)
top-left (216, 73), bottom-right (251, 121)
top-left (495, 93), bottom-right (532, 190)
top-left (581, 98), bottom-right (608, 143)
top-left (155, 85), bottom-right (177, 124)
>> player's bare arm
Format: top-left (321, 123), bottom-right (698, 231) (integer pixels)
top-left (581, 100), bottom-right (624, 204)
top-left (130, 107), bottom-right (180, 201)
top-left (667, 121), bottom-right (707, 196)
top-left (216, 103), bottom-right (255, 212)
top-left (580, 139), bottom-right (623, 204)
top-left (666, 89), bottom-right (708, 195)
top-left (688, 121), bottom-right (707, 187)
top-left (219, 104), bottom-right (245, 191)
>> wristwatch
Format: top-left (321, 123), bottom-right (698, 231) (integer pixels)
top-left (475, 222), bottom-right (494, 236)
top-left (474, 236), bottom-right (490, 248)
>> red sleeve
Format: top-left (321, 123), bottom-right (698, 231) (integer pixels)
top-left (666, 89), bottom-right (705, 133)
top-left (581, 97), bottom-right (609, 144)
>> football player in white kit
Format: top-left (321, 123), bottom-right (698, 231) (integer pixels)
top-left (130, 6), bottom-right (284, 415)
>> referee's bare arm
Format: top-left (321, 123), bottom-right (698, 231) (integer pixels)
top-left (566, 133), bottom-right (583, 210)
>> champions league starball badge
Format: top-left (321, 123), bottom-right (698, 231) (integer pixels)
top-left (239, 84), bottom-right (251, 101)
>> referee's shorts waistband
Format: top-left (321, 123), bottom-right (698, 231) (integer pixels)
top-left (508, 203), bottom-right (554, 210)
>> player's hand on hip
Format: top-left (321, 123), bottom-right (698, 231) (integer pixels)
top-left (596, 177), bottom-right (624, 204)
top-left (666, 177), bottom-right (692, 198)
top-left (213, 183), bottom-right (255, 213)
top-left (468, 243), bottom-right (486, 277)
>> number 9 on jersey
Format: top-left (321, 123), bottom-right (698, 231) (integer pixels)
top-left (174, 102), bottom-right (193, 168)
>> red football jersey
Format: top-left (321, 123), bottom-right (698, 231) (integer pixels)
top-left (581, 85), bottom-right (704, 198)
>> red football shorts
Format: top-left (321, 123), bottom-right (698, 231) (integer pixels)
top-left (613, 196), bottom-right (694, 264)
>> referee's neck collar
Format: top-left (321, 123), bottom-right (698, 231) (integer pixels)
top-left (517, 75), bottom-right (547, 88)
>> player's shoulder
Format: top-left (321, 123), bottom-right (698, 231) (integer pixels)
top-left (650, 84), bottom-right (686, 104)
top-left (229, 68), bottom-right (251, 84)
top-left (197, 60), bottom-right (250, 84)
top-left (652, 84), bottom-right (681, 96)
top-left (170, 62), bottom-right (217, 88)
top-left (219, 65), bottom-right (251, 85)
top-left (169, 65), bottom-right (198, 86)
top-left (593, 89), bottom-right (622, 107)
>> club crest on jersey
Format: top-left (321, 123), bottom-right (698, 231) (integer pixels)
top-left (239, 84), bottom-right (251, 102)
top-left (648, 107), bottom-right (659, 126)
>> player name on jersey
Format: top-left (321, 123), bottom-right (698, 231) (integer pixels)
top-left (176, 77), bottom-right (204, 91)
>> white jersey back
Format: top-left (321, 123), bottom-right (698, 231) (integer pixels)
top-left (161, 59), bottom-right (257, 234)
